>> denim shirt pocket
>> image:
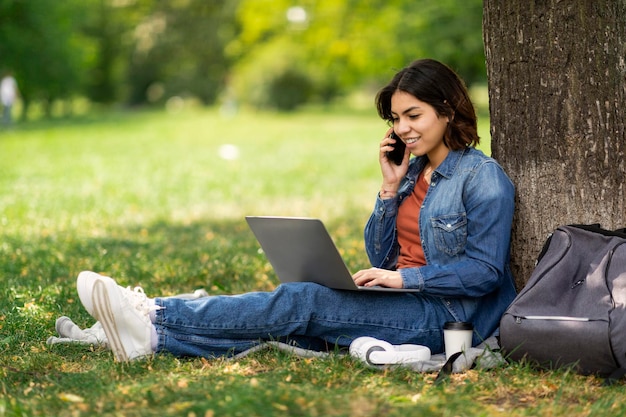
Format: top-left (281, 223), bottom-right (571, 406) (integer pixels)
top-left (430, 213), bottom-right (467, 256)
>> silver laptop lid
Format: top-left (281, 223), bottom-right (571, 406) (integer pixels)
top-left (245, 216), bottom-right (359, 290)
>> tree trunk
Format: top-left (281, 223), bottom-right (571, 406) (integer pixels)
top-left (483, 0), bottom-right (626, 289)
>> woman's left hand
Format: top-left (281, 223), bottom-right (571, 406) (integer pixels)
top-left (352, 267), bottom-right (404, 289)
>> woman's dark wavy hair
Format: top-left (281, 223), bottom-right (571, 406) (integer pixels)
top-left (375, 59), bottom-right (479, 150)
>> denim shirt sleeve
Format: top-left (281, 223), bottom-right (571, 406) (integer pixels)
top-left (399, 160), bottom-right (515, 297)
top-left (364, 158), bottom-right (425, 269)
top-left (363, 193), bottom-right (400, 269)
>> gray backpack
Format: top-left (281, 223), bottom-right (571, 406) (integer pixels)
top-left (500, 224), bottom-right (626, 379)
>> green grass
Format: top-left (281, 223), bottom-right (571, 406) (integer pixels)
top-left (1, 107), bottom-right (624, 417)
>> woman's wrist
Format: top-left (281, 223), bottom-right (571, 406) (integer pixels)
top-left (379, 188), bottom-right (398, 199)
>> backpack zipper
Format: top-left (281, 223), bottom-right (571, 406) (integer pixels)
top-left (515, 315), bottom-right (590, 324)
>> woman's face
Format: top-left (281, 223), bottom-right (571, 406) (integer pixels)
top-left (390, 91), bottom-right (449, 161)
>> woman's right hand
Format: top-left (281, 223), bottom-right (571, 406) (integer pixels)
top-left (379, 128), bottom-right (409, 197)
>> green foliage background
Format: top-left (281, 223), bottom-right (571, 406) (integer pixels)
top-left (0, 0), bottom-right (485, 116)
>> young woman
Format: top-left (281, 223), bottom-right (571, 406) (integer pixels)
top-left (76, 58), bottom-right (516, 362)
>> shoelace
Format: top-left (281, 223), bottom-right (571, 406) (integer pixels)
top-left (123, 286), bottom-right (161, 315)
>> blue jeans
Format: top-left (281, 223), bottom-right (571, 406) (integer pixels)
top-left (2, 105), bottom-right (12, 125)
top-left (153, 282), bottom-right (455, 357)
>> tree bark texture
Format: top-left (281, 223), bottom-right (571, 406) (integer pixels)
top-left (483, 0), bottom-right (626, 289)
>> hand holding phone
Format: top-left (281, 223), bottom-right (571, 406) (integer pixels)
top-left (386, 132), bottom-right (406, 165)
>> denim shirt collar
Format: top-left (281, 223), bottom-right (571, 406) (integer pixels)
top-left (407, 148), bottom-right (468, 180)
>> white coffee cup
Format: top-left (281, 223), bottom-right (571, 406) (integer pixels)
top-left (443, 322), bottom-right (474, 360)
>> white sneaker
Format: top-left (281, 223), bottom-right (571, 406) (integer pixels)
top-left (77, 271), bottom-right (209, 315)
top-left (77, 272), bottom-right (157, 362)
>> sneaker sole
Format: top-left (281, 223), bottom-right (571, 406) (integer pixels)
top-left (92, 279), bottom-right (130, 362)
top-left (77, 271), bottom-right (115, 316)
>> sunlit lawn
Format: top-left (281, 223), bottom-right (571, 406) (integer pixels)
top-left (1, 105), bottom-right (624, 416)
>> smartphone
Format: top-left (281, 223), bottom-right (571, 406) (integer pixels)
top-left (386, 132), bottom-right (406, 165)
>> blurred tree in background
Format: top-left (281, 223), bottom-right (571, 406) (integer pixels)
top-left (0, 0), bottom-right (88, 119)
top-left (124, 0), bottom-right (239, 106)
top-left (0, 0), bottom-right (484, 118)
top-left (230, 0), bottom-right (484, 110)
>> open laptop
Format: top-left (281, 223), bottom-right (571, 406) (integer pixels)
top-left (245, 216), bottom-right (420, 292)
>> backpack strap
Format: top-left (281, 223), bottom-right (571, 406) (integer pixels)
top-left (570, 223), bottom-right (626, 385)
top-left (434, 351), bottom-right (463, 385)
top-left (604, 368), bottom-right (626, 386)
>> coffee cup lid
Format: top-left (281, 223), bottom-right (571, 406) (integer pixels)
top-left (443, 321), bottom-right (473, 331)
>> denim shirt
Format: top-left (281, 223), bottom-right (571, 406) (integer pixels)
top-left (364, 147), bottom-right (517, 340)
